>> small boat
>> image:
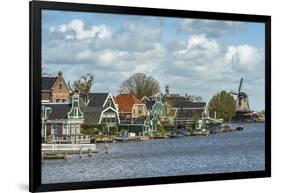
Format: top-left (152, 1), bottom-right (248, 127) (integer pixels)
top-left (115, 134), bottom-right (129, 142)
top-left (176, 128), bottom-right (191, 136)
top-left (95, 138), bottom-right (114, 143)
top-left (236, 126), bottom-right (244, 131)
top-left (140, 136), bottom-right (150, 141)
top-left (153, 136), bottom-right (166, 139)
top-left (170, 132), bottom-right (184, 138)
top-left (220, 124), bottom-right (233, 132)
top-left (191, 129), bottom-right (210, 136)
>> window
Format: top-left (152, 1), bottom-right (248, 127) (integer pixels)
top-left (70, 124), bottom-right (75, 134)
top-left (75, 124), bottom-right (80, 134)
top-left (74, 108), bottom-right (78, 118)
top-left (64, 124), bottom-right (70, 135)
top-left (52, 124), bottom-right (58, 135)
top-left (107, 100), bottom-right (112, 107)
top-left (59, 84), bottom-right (62, 90)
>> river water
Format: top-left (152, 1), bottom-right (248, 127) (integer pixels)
top-left (42, 123), bottom-right (265, 184)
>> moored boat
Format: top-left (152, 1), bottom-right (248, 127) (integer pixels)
top-left (236, 126), bottom-right (244, 131)
top-left (170, 132), bottom-right (184, 138)
top-left (140, 136), bottom-right (150, 141)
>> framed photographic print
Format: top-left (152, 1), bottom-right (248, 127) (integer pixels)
top-left (29, 0), bottom-right (271, 192)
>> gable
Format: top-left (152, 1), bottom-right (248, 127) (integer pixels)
top-left (67, 93), bottom-right (83, 119)
top-left (52, 75), bottom-right (70, 93)
top-left (103, 94), bottom-right (117, 110)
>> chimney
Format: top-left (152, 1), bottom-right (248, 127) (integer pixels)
top-left (58, 71), bottom-right (63, 77)
top-left (165, 84), bottom-right (169, 95)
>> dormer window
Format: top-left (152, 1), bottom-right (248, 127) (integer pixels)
top-left (74, 108), bottom-right (78, 118)
top-left (107, 99), bottom-right (112, 107)
top-left (59, 84), bottom-right (62, 90)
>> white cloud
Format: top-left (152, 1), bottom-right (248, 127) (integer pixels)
top-left (180, 19), bottom-right (245, 37)
top-left (225, 45), bottom-right (264, 73)
top-left (43, 18), bottom-right (264, 110)
top-left (50, 19), bottom-right (112, 40)
top-left (172, 34), bottom-right (220, 62)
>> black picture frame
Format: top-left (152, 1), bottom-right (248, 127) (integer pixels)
top-left (29, 1), bottom-right (271, 192)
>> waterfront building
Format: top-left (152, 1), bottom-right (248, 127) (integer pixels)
top-left (115, 94), bottom-right (147, 124)
top-left (41, 71), bottom-right (70, 103)
top-left (143, 93), bottom-right (165, 133)
top-left (114, 94), bottom-right (150, 136)
top-left (41, 92), bottom-right (89, 144)
top-left (141, 96), bottom-right (155, 112)
top-left (80, 92), bottom-right (120, 126)
top-left (172, 100), bottom-right (206, 129)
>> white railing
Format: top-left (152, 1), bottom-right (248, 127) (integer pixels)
top-left (47, 135), bottom-right (91, 144)
top-left (42, 143), bottom-right (96, 153)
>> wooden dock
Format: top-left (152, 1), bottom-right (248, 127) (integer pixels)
top-left (42, 144), bottom-right (97, 160)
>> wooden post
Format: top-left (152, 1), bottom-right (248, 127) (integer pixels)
top-left (104, 143), bottom-right (109, 154)
top-left (42, 152), bottom-right (44, 163)
top-left (88, 148), bottom-right (92, 157)
top-left (64, 152), bottom-right (68, 160)
top-left (79, 148), bottom-right (82, 159)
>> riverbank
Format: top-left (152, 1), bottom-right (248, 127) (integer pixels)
top-left (90, 124), bottom-right (244, 143)
top-left (42, 124), bottom-right (246, 160)
top-left (42, 123), bottom-right (265, 183)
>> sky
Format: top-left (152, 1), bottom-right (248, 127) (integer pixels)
top-left (42, 10), bottom-right (265, 111)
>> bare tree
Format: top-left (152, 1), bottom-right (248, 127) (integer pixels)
top-left (69, 73), bottom-right (94, 95)
top-left (120, 73), bottom-right (160, 98)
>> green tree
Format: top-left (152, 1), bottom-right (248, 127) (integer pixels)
top-left (208, 90), bottom-right (236, 122)
top-left (69, 73), bottom-right (94, 95)
top-left (119, 73), bottom-right (160, 98)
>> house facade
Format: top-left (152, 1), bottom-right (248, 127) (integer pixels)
top-left (41, 92), bottom-right (89, 143)
top-left (144, 94), bottom-right (164, 133)
top-left (141, 96), bottom-right (155, 112)
top-left (172, 100), bottom-right (206, 129)
top-left (80, 93), bottom-right (120, 126)
top-left (115, 94), bottom-right (147, 124)
top-left (41, 71), bottom-right (70, 103)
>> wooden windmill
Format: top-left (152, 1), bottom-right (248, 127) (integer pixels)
top-left (231, 78), bottom-right (251, 112)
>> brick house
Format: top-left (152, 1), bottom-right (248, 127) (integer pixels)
top-left (41, 71), bottom-right (70, 103)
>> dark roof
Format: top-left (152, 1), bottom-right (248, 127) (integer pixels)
top-left (42, 77), bottom-right (57, 90)
top-left (143, 99), bottom-right (154, 111)
top-left (43, 103), bottom-right (71, 119)
top-left (80, 107), bottom-right (103, 124)
top-left (171, 100), bottom-right (206, 109)
top-left (175, 108), bottom-right (204, 119)
top-left (80, 93), bottom-right (119, 124)
top-left (87, 93), bottom-right (109, 107)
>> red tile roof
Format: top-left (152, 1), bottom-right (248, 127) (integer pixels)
top-left (115, 94), bottom-right (144, 113)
